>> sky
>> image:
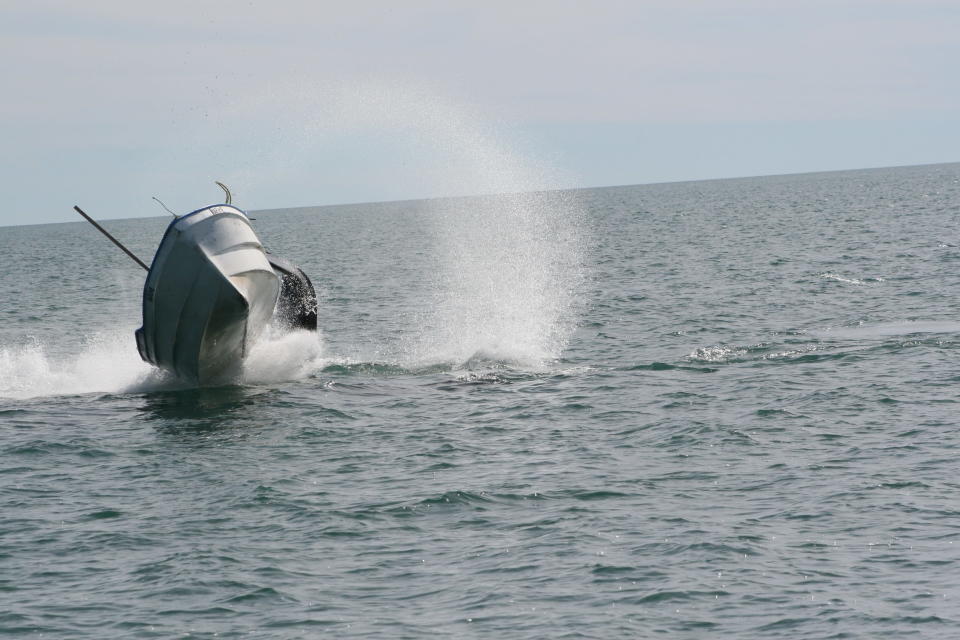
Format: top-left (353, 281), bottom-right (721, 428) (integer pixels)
top-left (1, 0), bottom-right (958, 225)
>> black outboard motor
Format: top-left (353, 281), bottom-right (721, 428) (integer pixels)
top-left (267, 255), bottom-right (318, 331)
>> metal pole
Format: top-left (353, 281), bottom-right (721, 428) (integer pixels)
top-left (73, 205), bottom-right (150, 272)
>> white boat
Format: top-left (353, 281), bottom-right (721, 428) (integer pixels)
top-left (134, 202), bottom-right (316, 384)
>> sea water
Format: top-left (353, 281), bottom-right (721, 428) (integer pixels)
top-left (2, 162), bottom-right (960, 638)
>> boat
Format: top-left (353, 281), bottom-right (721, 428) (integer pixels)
top-left (130, 190), bottom-right (316, 384)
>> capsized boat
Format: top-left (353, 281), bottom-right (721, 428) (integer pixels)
top-left (134, 196), bottom-right (317, 384)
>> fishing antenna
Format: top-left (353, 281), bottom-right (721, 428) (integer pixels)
top-left (152, 196), bottom-right (178, 218)
top-left (73, 205), bottom-right (149, 272)
top-left (215, 181), bottom-right (232, 204)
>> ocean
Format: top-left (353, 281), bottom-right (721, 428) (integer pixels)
top-left (2, 162), bottom-right (960, 638)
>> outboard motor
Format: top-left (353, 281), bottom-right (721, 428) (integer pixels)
top-left (267, 255), bottom-right (318, 331)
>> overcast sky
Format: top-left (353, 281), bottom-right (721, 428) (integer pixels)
top-left (2, 0), bottom-right (958, 225)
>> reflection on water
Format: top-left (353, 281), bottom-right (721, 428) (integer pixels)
top-left (809, 320), bottom-right (960, 339)
top-left (139, 385), bottom-right (279, 434)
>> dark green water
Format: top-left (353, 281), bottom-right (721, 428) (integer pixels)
top-left (2, 163), bottom-right (960, 638)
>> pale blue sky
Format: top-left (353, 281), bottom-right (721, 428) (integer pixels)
top-left (1, 0), bottom-right (958, 225)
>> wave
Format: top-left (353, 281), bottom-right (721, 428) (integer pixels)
top-left (685, 320), bottom-right (960, 367)
top-left (819, 272), bottom-right (884, 285)
top-left (809, 320), bottom-right (960, 339)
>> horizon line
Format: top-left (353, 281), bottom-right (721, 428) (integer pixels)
top-left (9, 159), bottom-right (959, 229)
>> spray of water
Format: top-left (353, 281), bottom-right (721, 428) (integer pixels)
top-left (294, 79), bottom-right (587, 368)
top-left (0, 330), bottom-right (160, 400)
top-left (413, 189), bottom-right (584, 368)
top-left (240, 327), bottom-right (324, 384)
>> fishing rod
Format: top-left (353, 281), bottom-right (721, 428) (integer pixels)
top-left (73, 205), bottom-right (149, 272)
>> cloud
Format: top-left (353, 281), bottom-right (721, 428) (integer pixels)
top-left (1, 1), bottom-right (958, 223)
top-left (5, 1), bottom-right (957, 125)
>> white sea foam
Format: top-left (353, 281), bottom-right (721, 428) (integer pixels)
top-left (820, 273), bottom-right (884, 285)
top-left (0, 326), bottom-right (328, 400)
top-left (687, 345), bottom-right (748, 363)
top-left (241, 328), bottom-right (325, 384)
top-left (0, 331), bottom-right (159, 400)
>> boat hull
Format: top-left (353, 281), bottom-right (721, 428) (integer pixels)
top-left (136, 205), bottom-right (280, 384)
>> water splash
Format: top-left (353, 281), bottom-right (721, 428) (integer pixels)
top-left (238, 78), bottom-right (573, 201)
top-left (0, 328), bottom-right (328, 400)
top-left (304, 80), bottom-right (587, 368)
top-left (413, 190), bottom-right (585, 368)
top-left (0, 331), bottom-right (159, 400)
top-left (241, 328), bottom-right (324, 384)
